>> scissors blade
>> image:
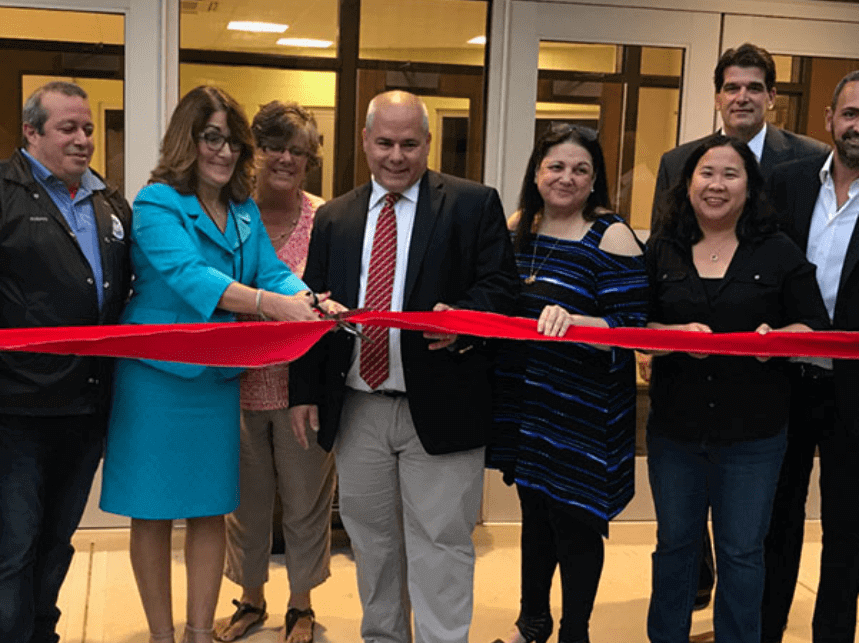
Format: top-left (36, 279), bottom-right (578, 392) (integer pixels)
top-left (316, 308), bottom-right (375, 343)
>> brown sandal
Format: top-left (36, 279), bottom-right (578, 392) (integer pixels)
top-left (285, 607), bottom-right (315, 643)
top-left (213, 599), bottom-right (267, 641)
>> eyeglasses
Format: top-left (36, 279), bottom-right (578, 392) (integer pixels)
top-left (199, 130), bottom-right (243, 154)
top-left (261, 144), bottom-right (309, 159)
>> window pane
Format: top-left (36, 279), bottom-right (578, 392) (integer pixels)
top-left (181, 0), bottom-right (338, 58)
top-left (359, 0), bottom-right (487, 64)
top-left (181, 64), bottom-right (337, 200)
top-left (772, 54), bottom-right (795, 83)
top-left (641, 46), bottom-right (682, 76)
top-left (538, 42), bottom-right (619, 73)
top-left (631, 87), bottom-right (680, 230)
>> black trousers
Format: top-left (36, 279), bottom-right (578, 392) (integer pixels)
top-left (760, 365), bottom-right (859, 643)
top-left (0, 414), bottom-right (105, 643)
top-left (518, 485), bottom-right (604, 643)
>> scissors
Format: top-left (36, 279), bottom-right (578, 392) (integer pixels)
top-left (308, 292), bottom-right (375, 343)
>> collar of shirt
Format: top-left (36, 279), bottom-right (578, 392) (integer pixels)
top-left (21, 148), bottom-right (105, 202)
top-left (818, 151), bottom-right (859, 200)
top-left (721, 123), bottom-right (766, 162)
top-left (369, 177), bottom-right (421, 209)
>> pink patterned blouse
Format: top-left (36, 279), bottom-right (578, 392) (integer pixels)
top-left (240, 191), bottom-right (325, 411)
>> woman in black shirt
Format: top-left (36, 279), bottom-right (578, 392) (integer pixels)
top-left (645, 136), bottom-right (828, 643)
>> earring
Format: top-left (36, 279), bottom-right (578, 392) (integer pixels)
top-left (590, 186), bottom-right (595, 193)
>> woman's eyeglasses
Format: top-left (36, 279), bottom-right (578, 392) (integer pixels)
top-left (260, 144), bottom-right (309, 159)
top-left (199, 129), bottom-right (243, 154)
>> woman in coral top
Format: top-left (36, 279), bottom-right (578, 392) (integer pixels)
top-left (214, 102), bottom-right (334, 643)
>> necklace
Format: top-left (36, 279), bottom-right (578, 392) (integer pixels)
top-left (262, 192), bottom-right (302, 244)
top-left (525, 234), bottom-right (563, 285)
top-left (702, 237), bottom-right (736, 263)
top-left (267, 216), bottom-right (300, 243)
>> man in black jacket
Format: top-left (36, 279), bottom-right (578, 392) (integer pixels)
top-left (651, 43), bottom-right (828, 233)
top-left (290, 91), bottom-right (518, 643)
top-left (0, 81), bottom-right (131, 643)
top-left (763, 70), bottom-right (859, 643)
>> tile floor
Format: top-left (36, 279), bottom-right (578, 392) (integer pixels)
top-left (57, 521), bottom-right (822, 643)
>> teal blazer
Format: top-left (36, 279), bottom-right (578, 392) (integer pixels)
top-left (122, 182), bottom-right (307, 378)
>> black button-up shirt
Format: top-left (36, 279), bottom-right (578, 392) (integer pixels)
top-left (646, 232), bottom-right (829, 444)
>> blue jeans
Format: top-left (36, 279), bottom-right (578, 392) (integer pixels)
top-left (0, 414), bottom-right (105, 643)
top-left (646, 430), bottom-right (786, 643)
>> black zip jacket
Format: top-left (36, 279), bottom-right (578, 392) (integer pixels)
top-left (0, 150), bottom-right (131, 415)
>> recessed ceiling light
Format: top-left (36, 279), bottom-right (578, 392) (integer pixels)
top-left (276, 38), bottom-right (334, 48)
top-left (228, 21), bottom-right (288, 33)
top-left (468, 36), bottom-right (486, 45)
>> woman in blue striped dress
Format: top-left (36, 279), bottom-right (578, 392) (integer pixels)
top-left (487, 125), bottom-right (648, 643)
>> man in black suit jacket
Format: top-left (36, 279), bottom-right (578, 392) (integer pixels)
top-left (290, 90), bottom-right (518, 643)
top-left (651, 43), bottom-right (828, 232)
top-left (762, 70), bottom-right (859, 643)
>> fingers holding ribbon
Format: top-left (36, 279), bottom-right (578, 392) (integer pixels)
top-left (537, 304), bottom-right (574, 337)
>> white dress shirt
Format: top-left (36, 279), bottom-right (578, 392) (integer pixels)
top-left (798, 152), bottom-right (859, 369)
top-left (345, 178), bottom-right (420, 392)
top-left (720, 123), bottom-right (766, 162)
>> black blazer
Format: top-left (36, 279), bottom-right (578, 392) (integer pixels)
top-left (651, 127), bottom-right (830, 232)
top-left (768, 152), bottom-right (859, 433)
top-left (290, 170), bottom-right (519, 455)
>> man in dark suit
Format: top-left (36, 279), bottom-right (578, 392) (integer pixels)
top-left (290, 90), bottom-right (518, 643)
top-left (651, 43), bottom-right (828, 232)
top-left (645, 44), bottom-right (829, 632)
top-left (762, 70), bottom-right (859, 643)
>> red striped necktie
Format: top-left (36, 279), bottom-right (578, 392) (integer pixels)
top-left (360, 192), bottom-right (400, 389)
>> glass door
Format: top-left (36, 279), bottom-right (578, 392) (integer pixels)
top-left (485, 1), bottom-right (721, 234)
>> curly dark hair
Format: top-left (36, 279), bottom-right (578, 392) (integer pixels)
top-left (714, 43), bottom-right (776, 92)
top-left (252, 100), bottom-right (321, 170)
top-left (513, 124), bottom-right (611, 253)
top-left (654, 135), bottom-right (774, 247)
top-left (149, 86), bottom-right (255, 203)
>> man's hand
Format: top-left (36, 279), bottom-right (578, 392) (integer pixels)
top-left (289, 404), bottom-right (319, 450)
top-left (424, 302), bottom-right (458, 350)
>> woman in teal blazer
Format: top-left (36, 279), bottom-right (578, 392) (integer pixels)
top-left (100, 87), bottom-right (322, 643)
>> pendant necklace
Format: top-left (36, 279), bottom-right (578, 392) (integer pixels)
top-left (525, 234), bottom-right (562, 284)
top-left (268, 217), bottom-right (299, 243)
top-left (705, 238), bottom-right (735, 263)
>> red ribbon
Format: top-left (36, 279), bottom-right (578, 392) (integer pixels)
top-left (0, 310), bottom-right (857, 368)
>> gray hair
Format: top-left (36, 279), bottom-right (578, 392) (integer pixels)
top-left (365, 91), bottom-right (429, 134)
top-left (831, 70), bottom-right (859, 111)
top-left (22, 81), bottom-right (88, 146)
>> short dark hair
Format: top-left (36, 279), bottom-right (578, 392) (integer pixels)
top-left (831, 69), bottom-right (859, 111)
top-left (513, 124), bottom-right (611, 253)
top-left (21, 81), bottom-right (88, 146)
top-left (714, 43), bottom-right (776, 92)
top-left (252, 101), bottom-right (321, 170)
top-left (149, 86), bottom-right (255, 203)
top-left (655, 135), bottom-right (774, 246)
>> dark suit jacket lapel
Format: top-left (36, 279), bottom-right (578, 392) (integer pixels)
top-left (404, 171), bottom-right (444, 303)
top-left (759, 127), bottom-right (791, 176)
top-left (340, 184), bottom-right (372, 308)
top-left (840, 196), bottom-right (859, 296)
top-left (794, 160), bottom-right (823, 252)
